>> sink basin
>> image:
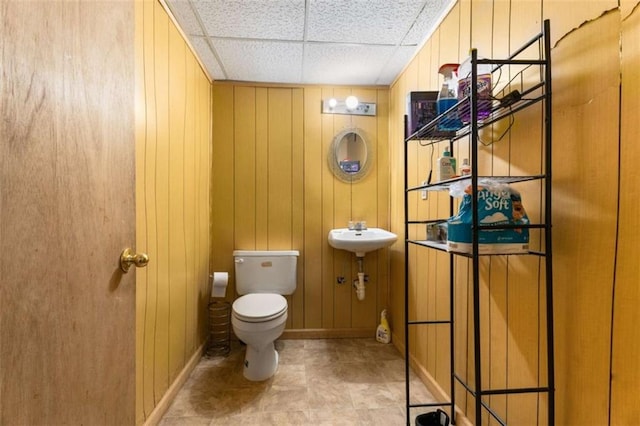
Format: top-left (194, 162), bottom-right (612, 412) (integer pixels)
top-left (328, 228), bottom-right (398, 257)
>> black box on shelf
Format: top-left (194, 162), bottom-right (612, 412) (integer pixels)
top-left (407, 91), bottom-right (457, 138)
top-left (407, 91), bottom-right (438, 135)
top-left (426, 221), bottom-right (448, 243)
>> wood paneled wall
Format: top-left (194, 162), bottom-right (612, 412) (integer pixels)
top-left (612, 3), bottom-right (640, 424)
top-left (135, 1), bottom-right (211, 423)
top-left (210, 83), bottom-right (391, 336)
top-left (389, 1), bottom-right (640, 424)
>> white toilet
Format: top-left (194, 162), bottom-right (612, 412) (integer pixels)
top-left (232, 250), bottom-right (299, 381)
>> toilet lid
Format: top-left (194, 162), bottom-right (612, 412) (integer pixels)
top-left (232, 293), bottom-right (287, 322)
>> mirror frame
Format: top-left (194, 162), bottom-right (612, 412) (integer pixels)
top-left (327, 127), bottom-right (373, 183)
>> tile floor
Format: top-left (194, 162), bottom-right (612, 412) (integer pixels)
top-left (159, 338), bottom-right (439, 425)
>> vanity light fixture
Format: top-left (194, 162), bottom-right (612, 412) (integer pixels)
top-left (345, 95), bottom-right (359, 110)
top-left (322, 96), bottom-right (376, 116)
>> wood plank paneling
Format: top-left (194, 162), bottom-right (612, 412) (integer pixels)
top-left (136, 0), bottom-right (211, 422)
top-left (255, 88), bottom-right (269, 249)
top-left (303, 87), bottom-right (324, 329)
top-left (152, 1), bottom-right (171, 403)
top-left (321, 87), bottom-right (337, 329)
top-left (234, 86), bottom-right (257, 251)
top-left (196, 72), bottom-right (211, 344)
top-left (267, 89), bottom-right (294, 249)
top-left (140, 2), bottom-right (160, 418)
top-left (544, 0), bottom-right (618, 47)
top-left (211, 83), bottom-right (391, 336)
top-left (611, 4), bottom-right (640, 424)
top-left (167, 18), bottom-right (188, 381)
top-left (552, 11), bottom-right (620, 426)
top-left (291, 88), bottom-right (305, 329)
top-left (211, 84), bottom-right (235, 296)
top-left (135, 1), bottom-right (147, 421)
top-left (390, 2), bottom-right (640, 425)
top-left (183, 46), bottom-right (197, 354)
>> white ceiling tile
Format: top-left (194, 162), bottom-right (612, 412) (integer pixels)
top-left (191, 37), bottom-right (226, 80)
top-left (164, 0), bottom-right (456, 85)
top-left (376, 46), bottom-right (417, 85)
top-left (213, 39), bottom-right (303, 83)
top-left (402, 0), bottom-right (453, 45)
top-left (165, 0), bottom-right (204, 36)
top-left (192, 0), bottom-right (305, 40)
top-left (307, 0), bottom-right (426, 45)
top-left (303, 43), bottom-right (394, 85)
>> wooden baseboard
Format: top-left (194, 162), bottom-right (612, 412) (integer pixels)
top-left (282, 328), bottom-right (376, 339)
top-left (394, 339), bottom-right (472, 426)
top-left (143, 342), bottom-right (206, 426)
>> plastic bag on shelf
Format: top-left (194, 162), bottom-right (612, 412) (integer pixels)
top-left (447, 179), bottom-right (529, 254)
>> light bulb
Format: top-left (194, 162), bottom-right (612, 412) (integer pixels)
top-left (328, 98), bottom-right (337, 108)
top-left (345, 95), bottom-right (359, 110)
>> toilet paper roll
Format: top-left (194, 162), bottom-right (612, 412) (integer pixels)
top-left (211, 272), bottom-right (228, 298)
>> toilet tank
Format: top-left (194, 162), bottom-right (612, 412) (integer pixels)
top-left (233, 250), bottom-right (299, 295)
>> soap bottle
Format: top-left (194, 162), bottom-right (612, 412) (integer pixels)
top-left (437, 146), bottom-right (456, 181)
top-left (376, 309), bottom-right (391, 344)
top-left (461, 158), bottom-right (471, 176)
top-left (458, 52), bottom-right (493, 124)
top-left (437, 63), bottom-right (462, 131)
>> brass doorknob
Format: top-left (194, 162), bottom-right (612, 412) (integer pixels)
top-left (120, 248), bottom-right (149, 273)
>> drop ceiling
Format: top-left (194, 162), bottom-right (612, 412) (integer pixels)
top-left (164, 0), bottom-right (455, 86)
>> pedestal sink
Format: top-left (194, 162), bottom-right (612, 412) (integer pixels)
top-left (328, 227), bottom-right (397, 258)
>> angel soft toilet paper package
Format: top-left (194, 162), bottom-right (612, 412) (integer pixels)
top-left (447, 181), bottom-right (529, 254)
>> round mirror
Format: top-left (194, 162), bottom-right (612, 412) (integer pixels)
top-left (328, 128), bottom-right (372, 182)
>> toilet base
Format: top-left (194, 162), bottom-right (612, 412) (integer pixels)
top-left (242, 342), bottom-right (279, 381)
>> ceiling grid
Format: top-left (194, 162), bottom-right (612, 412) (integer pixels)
top-left (165, 0), bottom-right (455, 86)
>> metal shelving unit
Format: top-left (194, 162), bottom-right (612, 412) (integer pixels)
top-left (404, 20), bottom-right (554, 426)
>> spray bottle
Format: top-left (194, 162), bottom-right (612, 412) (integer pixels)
top-left (376, 309), bottom-right (391, 344)
top-left (437, 63), bottom-right (462, 131)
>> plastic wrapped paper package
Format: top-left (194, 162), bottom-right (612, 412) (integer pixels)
top-left (447, 180), bottom-right (529, 254)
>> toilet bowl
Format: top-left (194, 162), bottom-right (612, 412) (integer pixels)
top-left (232, 250), bottom-right (298, 381)
top-left (232, 293), bottom-right (288, 381)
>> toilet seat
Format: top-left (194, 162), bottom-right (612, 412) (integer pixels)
top-left (232, 293), bottom-right (287, 323)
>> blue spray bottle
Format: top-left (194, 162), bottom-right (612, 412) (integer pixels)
top-left (437, 63), bottom-right (462, 131)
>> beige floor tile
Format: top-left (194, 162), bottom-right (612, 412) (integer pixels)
top-left (160, 338), bottom-right (438, 425)
top-left (357, 406), bottom-right (406, 425)
top-left (308, 408), bottom-right (362, 425)
top-left (261, 385), bottom-right (310, 412)
top-left (211, 410), bottom-right (311, 425)
top-left (307, 381), bottom-right (355, 410)
top-left (348, 382), bottom-right (398, 409)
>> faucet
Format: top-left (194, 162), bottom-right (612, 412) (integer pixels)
top-left (348, 221), bottom-right (367, 231)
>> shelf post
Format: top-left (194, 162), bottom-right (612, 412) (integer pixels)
top-left (543, 18), bottom-right (555, 426)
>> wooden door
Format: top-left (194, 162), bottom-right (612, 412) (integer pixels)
top-left (1, 1), bottom-right (136, 424)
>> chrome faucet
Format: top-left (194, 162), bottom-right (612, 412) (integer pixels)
top-left (348, 221), bottom-right (367, 231)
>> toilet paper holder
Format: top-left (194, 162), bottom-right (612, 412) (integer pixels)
top-left (207, 300), bottom-right (231, 357)
top-left (211, 272), bottom-right (229, 298)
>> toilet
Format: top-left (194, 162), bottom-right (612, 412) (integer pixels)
top-left (232, 250), bottom-right (299, 381)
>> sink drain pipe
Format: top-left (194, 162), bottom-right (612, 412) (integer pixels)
top-left (354, 257), bottom-right (366, 301)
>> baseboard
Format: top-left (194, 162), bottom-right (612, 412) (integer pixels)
top-left (143, 341), bottom-right (206, 426)
top-left (282, 328), bottom-right (376, 339)
top-left (394, 339), bottom-right (472, 426)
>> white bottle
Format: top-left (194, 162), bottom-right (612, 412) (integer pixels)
top-left (461, 158), bottom-right (471, 176)
top-left (437, 147), bottom-right (456, 181)
top-left (376, 309), bottom-right (391, 344)
top-left (458, 52), bottom-right (493, 123)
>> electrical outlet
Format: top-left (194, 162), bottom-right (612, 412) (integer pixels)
top-left (421, 180), bottom-right (428, 200)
